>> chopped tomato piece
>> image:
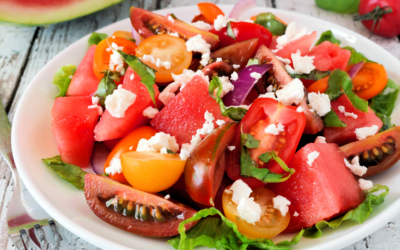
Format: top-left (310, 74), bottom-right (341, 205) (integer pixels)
top-left (352, 63), bottom-right (388, 100)
top-left (307, 76), bottom-right (329, 93)
top-left (197, 2), bottom-right (224, 23)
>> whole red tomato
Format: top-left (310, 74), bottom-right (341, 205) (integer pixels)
top-left (358, 0), bottom-right (400, 37)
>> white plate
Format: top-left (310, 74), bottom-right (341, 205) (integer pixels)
top-left (11, 4), bottom-right (400, 250)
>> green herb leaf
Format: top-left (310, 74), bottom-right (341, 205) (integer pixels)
top-left (246, 58), bottom-right (260, 66)
top-left (323, 110), bottom-right (347, 127)
top-left (304, 184), bottom-right (389, 238)
top-left (315, 30), bottom-right (341, 45)
top-left (341, 74), bottom-right (369, 113)
top-left (42, 155), bottom-right (87, 190)
top-left (170, 13), bottom-right (182, 21)
top-left (209, 76), bottom-right (247, 121)
top-left (289, 69), bottom-right (330, 82)
top-left (167, 149), bottom-right (177, 154)
top-left (376, 112), bottom-right (393, 132)
top-left (168, 207), bottom-right (304, 250)
top-left (254, 12), bottom-right (287, 36)
top-left (52, 65), bottom-right (76, 97)
top-left (117, 50), bottom-right (158, 108)
top-left (226, 22), bottom-right (236, 40)
top-left (88, 32), bottom-right (108, 46)
top-left (241, 133), bottom-right (260, 148)
top-left (342, 46), bottom-right (374, 65)
top-left (370, 79), bottom-right (399, 117)
top-left (94, 71), bottom-right (117, 107)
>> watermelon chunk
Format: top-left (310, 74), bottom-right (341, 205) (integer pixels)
top-left (150, 75), bottom-right (228, 145)
top-left (323, 95), bottom-right (383, 145)
top-left (308, 41), bottom-right (351, 71)
top-left (94, 67), bottom-right (160, 141)
top-left (269, 143), bottom-right (365, 233)
top-left (52, 96), bottom-right (100, 168)
top-left (66, 45), bottom-right (100, 96)
top-left (274, 31), bottom-right (317, 59)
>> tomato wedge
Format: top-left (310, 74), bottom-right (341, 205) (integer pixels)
top-left (197, 2), bottom-right (225, 23)
top-left (352, 62), bottom-right (388, 100)
top-left (307, 76), bottom-right (329, 93)
top-left (225, 98), bottom-right (306, 189)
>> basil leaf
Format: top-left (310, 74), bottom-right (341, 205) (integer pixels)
top-left (241, 133), bottom-right (260, 148)
top-left (323, 110), bottom-right (347, 127)
top-left (341, 73), bottom-right (369, 112)
top-left (88, 32), bottom-right (108, 46)
top-left (246, 58), bottom-right (259, 66)
top-left (168, 207), bottom-right (304, 250)
top-left (226, 22), bottom-right (236, 40)
top-left (315, 30), bottom-right (341, 45)
top-left (167, 149), bottom-right (177, 154)
top-left (376, 112), bottom-right (393, 132)
top-left (254, 12), bottom-right (287, 36)
top-left (42, 155), bottom-right (87, 191)
top-left (289, 69), bottom-right (330, 82)
top-left (94, 71), bottom-right (117, 107)
top-left (52, 64), bottom-right (76, 97)
top-left (304, 184), bottom-right (389, 238)
top-left (370, 79), bottom-right (399, 117)
top-left (118, 50), bottom-right (158, 108)
top-left (342, 46), bottom-right (374, 65)
top-left (209, 76), bottom-right (247, 121)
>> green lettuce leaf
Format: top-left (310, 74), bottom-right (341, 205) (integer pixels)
top-left (254, 12), bottom-right (287, 36)
top-left (88, 32), bottom-right (108, 46)
top-left (209, 76), bottom-right (247, 121)
top-left (42, 155), bottom-right (87, 190)
top-left (323, 110), bottom-right (347, 127)
top-left (168, 207), bottom-right (304, 250)
top-left (342, 46), bottom-right (374, 65)
top-left (117, 50), bottom-right (158, 108)
top-left (288, 69), bottom-right (330, 82)
top-left (370, 79), bottom-right (399, 117)
top-left (375, 112), bottom-right (393, 132)
top-left (52, 64), bottom-right (77, 97)
top-left (304, 184), bottom-right (389, 238)
top-left (315, 30), bottom-right (341, 46)
top-left (94, 71), bottom-right (117, 107)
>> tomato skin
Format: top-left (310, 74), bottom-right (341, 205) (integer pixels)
top-left (210, 22), bottom-right (272, 51)
top-left (112, 31), bottom-right (132, 40)
top-left (359, 0), bottom-right (400, 37)
top-left (197, 3), bottom-right (225, 23)
top-left (103, 126), bottom-right (157, 184)
top-left (307, 76), bottom-right (329, 93)
top-left (352, 62), bottom-right (388, 100)
top-left (225, 98), bottom-right (306, 189)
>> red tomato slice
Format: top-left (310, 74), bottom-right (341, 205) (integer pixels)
top-left (197, 2), bottom-right (225, 23)
top-left (225, 98), bottom-right (306, 189)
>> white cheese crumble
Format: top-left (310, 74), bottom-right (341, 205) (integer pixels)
top-left (186, 34), bottom-right (211, 67)
top-left (308, 92), bottom-right (331, 117)
top-left (217, 76), bottom-right (235, 97)
top-left (142, 106), bottom-right (159, 119)
top-left (213, 15), bottom-right (232, 31)
top-left (344, 156), bottom-right (367, 176)
top-left (267, 85), bottom-right (274, 92)
top-left (338, 105), bottom-right (358, 119)
top-left (92, 96), bottom-right (100, 105)
top-left (197, 111), bottom-right (215, 136)
top-left (136, 132), bottom-right (179, 153)
top-left (275, 56), bottom-right (291, 64)
top-left (191, 21), bottom-right (212, 31)
top-left (216, 57), bottom-right (223, 62)
top-left (179, 148), bottom-right (191, 161)
top-left (273, 195), bottom-right (291, 216)
top-left (105, 157), bottom-right (122, 175)
top-left (228, 146), bottom-right (236, 151)
top-left (88, 105), bottom-right (103, 116)
top-left (229, 179), bottom-right (253, 204)
top-left (160, 147), bottom-right (168, 154)
top-left (142, 54), bottom-right (156, 64)
top-left (233, 64), bottom-right (240, 69)
top-left (181, 134), bottom-right (202, 155)
top-left (105, 86), bottom-right (136, 118)
top-left (258, 92), bottom-right (277, 100)
top-left (109, 43), bottom-right (125, 75)
top-left (250, 72), bottom-right (262, 83)
top-left (168, 31), bottom-right (179, 37)
top-left (359, 179), bottom-right (373, 191)
top-left (285, 50), bottom-right (315, 74)
top-left (155, 58), bottom-right (171, 69)
top-left (315, 136), bottom-right (327, 143)
top-left (293, 211), bottom-right (299, 217)
top-left (307, 151), bottom-right (319, 166)
top-left (200, 53), bottom-right (211, 67)
top-left (164, 194), bottom-right (170, 199)
top-left (276, 78), bottom-right (305, 106)
top-left (167, 15), bottom-right (174, 22)
top-left (130, 74), bottom-right (134, 80)
top-left (237, 197), bottom-right (262, 224)
top-left (355, 125), bottom-right (379, 140)
top-left (276, 22), bottom-right (309, 49)
top-left (296, 106), bottom-right (304, 113)
top-left (265, 123), bottom-right (284, 135)
top-left (216, 119), bottom-right (226, 126)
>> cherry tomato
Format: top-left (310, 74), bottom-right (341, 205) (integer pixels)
top-left (358, 0), bottom-right (400, 37)
top-left (135, 34), bottom-right (192, 84)
top-left (121, 151), bottom-right (186, 193)
top-left (352, 62), bottom-right (388, 100)
top-left (103, 126), bottom-right (157, 184)
top-left (93, 36), bottom-right (137, 80)
top-left (112, 30), bottom-right (133, 40)
top-left (210, 22), bottom-right (272, 51)
top-left (197, 3), bottom-right (225, 23)
top-left (192, 14), bottom-right (212, 24)
top-left (222, 185), bottom-right (290, 239)
top-left (307, 76), bottom-right (329, 94)
top-left (225, 98), bottom-right (306, 189)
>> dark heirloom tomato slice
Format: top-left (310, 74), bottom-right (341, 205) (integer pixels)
top-left (185, 122), bottom-right (238, 206)
top-left (130, 7), bottom-right (219, 50)
top-left (192, 13), bottom-right (212, 24)
top-left (84, 174), bottom-right (198, 237)
top-left (226, 98), bottom-right (306, 189)
top-left (201, 61), bottom-right (234, 79)
top-left (340, 126), bottom-right (400, 178)
top-left (254, 45), bottom-right (324, 134)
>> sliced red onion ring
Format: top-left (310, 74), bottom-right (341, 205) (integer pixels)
top-left (347, 61), bottom-right (364, 79)
top-left (91, 143), bottom-right (111, 174)
top-left (229, 0), bottom-right (257, 19)
top-left (131, 27), bottom-right (141, 45)
top-left (223, 64), bottom-right (272, 106)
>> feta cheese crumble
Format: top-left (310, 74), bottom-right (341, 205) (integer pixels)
top-left (216, 119), bottom-right (226, 126)
top-left (160, 147), bottom-right (168, 154)
top-left (214, 15), bottom-right (233, 31)
top-left (229, 179), bottom-right (253, 204)
top-left (109, 43), bottom-right (125, 75)
top-left (105, 157), bottom-right (122, 175)
top-left (307, 151), bottom-right (319, 166)
top-left (273, 195), bottom-right (291, 216)
top-left (230, 71), bottom-right (239, 81)
top-left (155, 58), bottom-right (172, 69)
top-left (315, 136), bottom-right (327, 143)
top-left (233, 64), bottom-right (240, 69)
top-left (92, 96), bottom-right (100, 105)
top-left (228, 146), bottom-right (236, 151)
top-left (275, 55), bottom-right (291, 64)
top-left (338, 106), bottom-right (358, 119)
top-left (142, 106), bottom-right (159, 119)
top-left (88, 105), bottom-right (103, 116)
top-left (164, 194), bottom-right (170, 199)
top-left (136, 132), bottom-right (179, 153)
top-left (216, 57), bottom-right (223, 62)
top-left (181, 134), bottom-right (202, 156)
top-left (197, 111), bottom-right (215, 136)
top-left (276, 22), bottom-right (308, 49)
top-left (130, 74), bottom-right (134, 80)
top-left (359, 179), bottom-right (373, 191)
top-left (355, 125), bottom-right (379, 140)
top-left (276, 78), bottom-right (304, 106)
top-left (265, 123), bottom-right (284, 135)
top-left (167, 15), bottom-right (174, 22)
top-left (344, 156), bottom-right (367, 176)
top-left (105, 86), bottom-right (136, 118)
top-left (284, 50), bottom-right (315, 74)
top-left (168, 31), bottom-right (179, 37)
top-left (191, 21), bottom-right (212, 31)
top-left (142, 54), bottom-right (156, 64)
top-left (179, 148), bottom-right (191, 161)
top-left (186, 35), bottom-right (211, 66)
top-left (259, 92), bottom-right (277, 100)
top-left (217, 76), bottom-right (235, 97)
top-left (296, 106), bottom-right (304, 113)
top-left (250, 72), bottom-right (262, 83)
top-left (237, 197), bottom-right (262, 224)
top-left (293, 211), bottom-right (299, 217)
top-left (308, 92), bottom-right (331, 117)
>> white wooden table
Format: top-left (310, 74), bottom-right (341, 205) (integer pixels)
top-left (1, 0), bottom-right (400, 249)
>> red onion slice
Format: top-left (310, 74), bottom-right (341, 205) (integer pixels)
top-left (91, 143), bottom-right (111, 174)
top-left (229, 0), bottom-right (257, 19)
top-left (223, 64), bottom-right (272, 106)
top-left (347, 61), bottom-right (364, 79)
top-left (131, 27), bottom-right (141, 45)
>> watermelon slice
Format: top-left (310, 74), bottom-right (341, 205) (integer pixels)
top-left (66, 45), bottom-right (100, 96)
top-left (308, 41), bottom-right (351, 71)
top-left (150, 75), bottom-right (228, 145)
top-left (0, 0), bottom-right (124, 26)
top-left (94, 67), bottom-right (160, 141)
top-left (52, 96), bottom-right (99, 168)
top-left (269, 143), bottom-right (365, 233)
top-left (274, 31), bottom-right (317, 60)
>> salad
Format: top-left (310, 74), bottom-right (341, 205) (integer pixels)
top-left (43, 1), bottom-right (399, 249)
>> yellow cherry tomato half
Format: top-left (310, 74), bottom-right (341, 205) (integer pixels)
top-left (222, 185), bottom-right (290, 239)
top-left (112, 30), bottom-right (133, 40)
top-left (104, 126), bottom-right (157, 184)
top-left (135, 34), bottom-right (192, 85)
top-left (121, 151), bottom-right (186, 193)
